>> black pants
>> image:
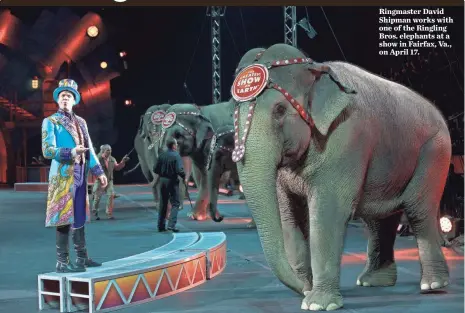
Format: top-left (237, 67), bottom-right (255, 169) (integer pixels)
top-left (158, 177), bottom-right (181, 229)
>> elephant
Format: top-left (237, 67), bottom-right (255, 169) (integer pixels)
top-left (231, 43), bottom-right (451, 311)
top-left (159, 101), bottom-right (235, 222)
top-left (125, 104), bottom-right (192, 209)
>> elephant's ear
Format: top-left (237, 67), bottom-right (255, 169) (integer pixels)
top-left (195, 121), bottom-right (214, 150)
top-left (138, 115), bottom-right (145, 135)
top-left (308, 63), bottom-right (357, 136)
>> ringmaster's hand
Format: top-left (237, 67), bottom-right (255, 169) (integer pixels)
top-left (75, 145), bottom-right (89, 155)
top-left (98, 175), bottom-right (108, 188)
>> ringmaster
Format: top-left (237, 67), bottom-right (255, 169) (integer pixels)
top-left (92, 144), bottom-right (129, 220)
top-left (41, 79), bottom-right (108, 273)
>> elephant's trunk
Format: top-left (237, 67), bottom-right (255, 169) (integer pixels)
top-left (235, 103), bottom-right (304, 295)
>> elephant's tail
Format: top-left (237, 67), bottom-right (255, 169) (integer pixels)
top-left (123, 162), bottom-right (140, 176)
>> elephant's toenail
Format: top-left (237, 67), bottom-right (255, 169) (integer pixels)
top-left (309, 303), bottom-right (323, 311)
top-left (326, 303), bottom-right (340, 311)
top-left (430, 282), bottom-right (442, 289)
top-left (301, 302), bottom-right (309, 310)
top-left (362, 282), bottom-right (371, 287)
top-left (421, 283), bottom-right (430, 290)
top-left (356, 279), bottom-right (361, 286)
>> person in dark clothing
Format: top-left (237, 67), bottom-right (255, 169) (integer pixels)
top-left (153, 137), bottom-right (186, 232)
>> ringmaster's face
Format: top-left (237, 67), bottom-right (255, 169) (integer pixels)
top-left (57, 91), bottom-right (75, 112)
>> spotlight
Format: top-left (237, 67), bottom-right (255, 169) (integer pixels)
top-left (119, 51), bottom-right (127, 58)
top-left (32, 76), bottom-right (39, 89)
top-left (440, 216), bottom-right (453, 233)
top-left (86, 26), bottom-right (99, 38)
top-left (100, 61), bottom-right (108, 69)
top-left (439, 215), bottom-right (461, 241)
top-left (124, 99), bottom-right (132, 106)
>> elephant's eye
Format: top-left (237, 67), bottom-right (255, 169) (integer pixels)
top-left (174, 130), bottom-right (182, 138)
top-left (273, 103), bottom-right (287, 118)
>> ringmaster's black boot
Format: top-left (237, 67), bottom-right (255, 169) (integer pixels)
top-left (73, 227), bottom-right (102, 270)
top-left (56, 226), bottom-right (85, 273)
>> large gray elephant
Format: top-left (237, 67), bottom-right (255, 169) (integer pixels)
top-left (125, 104), bottom-right (191, 207)
top-left (159, 101), bottom-right (235, 221)
top-left (231, 43), bottom-right (451, 311)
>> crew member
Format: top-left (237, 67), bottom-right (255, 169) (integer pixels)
top-left (92, 144), bottom-right (129, 220)
top-left (153, 137), bottom-right (185, 232)
top-left (41, 79), bottom-right (108, 273)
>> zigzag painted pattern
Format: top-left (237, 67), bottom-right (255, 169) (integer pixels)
top-left (93, 256), bottom-right (208, 310)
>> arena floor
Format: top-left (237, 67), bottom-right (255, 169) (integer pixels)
top-left (0, 185), bottom-right (463, 313)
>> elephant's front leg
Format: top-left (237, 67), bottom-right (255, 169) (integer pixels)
top-left (302, 190), bottom-right (353, 311)
top-left (276, 178), bottom-right (312, 294)
top-left (206, 156), bottom-right (224, 222)
top-left (357, 212), bottom-right (402, 287)
top-left (187, 163), bottom-right (209, 220)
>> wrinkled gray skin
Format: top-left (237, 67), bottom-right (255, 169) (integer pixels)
top-left (206, 124), bottom-right (236, 221)
top-left (234, 43), bottom-right (451, 311)
top-left (161, 101), bottom-right (236, 221)
top-left (126, 104), bottom-right (191, 208)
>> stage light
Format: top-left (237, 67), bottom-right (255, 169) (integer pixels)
top-left (124, 99), bottom-right (132, 106)
top-left (440, 216), bottom-right (453, 233)
top-left (439, 215), bottom-right (462, 242)
top-left (32, 76), bottom-right (39, 89)
top-left (87, 26), bottom-right (99, 38)
top-left (100, 61), bottom-right (108, 69)
top-left (119, 51), bottom-right (127, 58)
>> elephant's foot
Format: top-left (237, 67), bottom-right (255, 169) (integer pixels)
top-left (187, 211), bottom-right (208, 221)
top-left (246, 219), bottom-right (256, 228)
top-left (419, 261), bottom-right (449, 292)
top-left (301, 289), bottom-right (343, 311)
top-left (187, 212), bottom-right (197, 220)
top-left (303, 281), bottom-right (313, 296)
top-left (356, 262), bottom-right (397, 287)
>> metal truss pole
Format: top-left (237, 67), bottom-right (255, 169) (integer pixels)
top-left (207, 6), bottom-right (226, 104)
top-left (284, 6), bottom-right (297, 47)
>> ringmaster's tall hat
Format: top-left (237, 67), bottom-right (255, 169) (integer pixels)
top-left (53, 79), bottom-right (81, 105)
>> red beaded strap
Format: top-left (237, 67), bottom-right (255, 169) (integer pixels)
top-left (269, 83), bottom-right (315, 127)
top-left (232, 102), bottom-right (256, 162)
top-left (269, 57), bottom-right (313, 67)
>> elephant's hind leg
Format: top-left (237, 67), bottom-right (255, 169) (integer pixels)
top-left (403, 133), bottom-right (450, 292)
top-left (357, 211), bottom-right (402, 287)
